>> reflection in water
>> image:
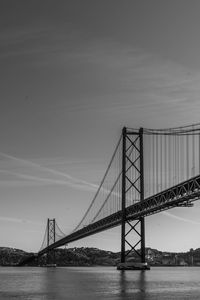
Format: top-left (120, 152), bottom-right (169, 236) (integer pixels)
top-left (44, 268), bottom-right (62, 300)
top-left (138, 271), bottom-right (146, 300)
top-left (119, 271), bottom-right (127, 296)
top-left (119, 270), bottom-right (147, 299)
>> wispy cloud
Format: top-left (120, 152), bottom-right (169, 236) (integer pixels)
top-left (0, 23), bottom-right (69, 59)
top-left (162, 211), bottom-right (200, 225)
top-left (0, 216), bottom-right (42, 226)
top-left (0, 152), bottom-right (99, 191)
top-left (31, 37), bottom-right (200, 117)
top-left (2, 20), bottom-right (199, 120)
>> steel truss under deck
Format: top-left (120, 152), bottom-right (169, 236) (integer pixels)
top-left (38, 164), bottom-right (200, 258)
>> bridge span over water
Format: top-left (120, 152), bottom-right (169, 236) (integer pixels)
top-left (19, 124), bottom-right (200, 266)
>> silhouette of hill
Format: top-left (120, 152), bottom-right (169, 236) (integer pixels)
top-left (1, 246), bottom-right (200, 266)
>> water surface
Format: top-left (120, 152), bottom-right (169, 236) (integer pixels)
top-left (0, 266), bottom-right (200, 299)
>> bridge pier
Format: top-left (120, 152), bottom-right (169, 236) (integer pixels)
top-left (119, 127), bottom-right (148, 270)
top-left (46, 218), bottom-right (56, 267)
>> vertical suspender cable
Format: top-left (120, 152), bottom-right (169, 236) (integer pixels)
top-left (192, 125), bottom-right (195, 176)
top-left (186, 134), bottom-right (189, 179)
top-left (199, 131), bottom-right (200, 175)
top-left (152, 134), bottom-right (155, 195)
top-left (168, 133), bottom-right (171, 188)
top-left (164, 133), bottom-right (167, 190)
top-left (155, 134), bottom-right (158, 192)
top-left (160, 134), bottom-right (163, 192)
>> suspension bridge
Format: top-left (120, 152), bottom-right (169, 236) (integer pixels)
top-left (19, 123), bottom-right (200, 268)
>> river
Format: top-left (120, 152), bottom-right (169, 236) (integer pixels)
top-left (0, 266), bottom-right (200, 299)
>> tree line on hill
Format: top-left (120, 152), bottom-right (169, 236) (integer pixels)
top-left (1, 246), bottom-right (200, 266)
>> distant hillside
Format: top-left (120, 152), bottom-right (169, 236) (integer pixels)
top-left (53, 247), bottom-right (120, 266)
top-left (1, 246), bottom-right (200, 266)
top-left (0, 247), bottom-right (120, 266)
top-left (0, 247), bottom-right (30, 266)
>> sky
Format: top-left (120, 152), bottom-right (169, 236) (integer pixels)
top-left (1, 0), bottom-right (200, 253)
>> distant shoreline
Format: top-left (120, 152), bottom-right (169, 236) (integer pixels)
top-left (0, 246), bottom-right (200, 267)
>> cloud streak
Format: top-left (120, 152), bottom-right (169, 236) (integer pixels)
top-left (0, 216), bottom-right (42, 226)
top-left (162, 211), bottom-right (200, 225)
top-left (0, 152), bottom-right (99, 191)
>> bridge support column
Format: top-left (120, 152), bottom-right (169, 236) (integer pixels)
top-left (46, 218), bottom-right (56, 266)
top-left (139, 128), bottom-right (146, 264)
top-left (121, 127), bottom-right (127, 263)
top-left (120, 127), bottom-right (146, 267)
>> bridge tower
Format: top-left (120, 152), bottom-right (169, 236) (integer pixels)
top-left (46, 218), bottom-right (56, 266)
top-left (121, 127), bottom-right (146, 265)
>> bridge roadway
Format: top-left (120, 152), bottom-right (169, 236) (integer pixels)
top-left (37, 174), bottom-right (200, 257)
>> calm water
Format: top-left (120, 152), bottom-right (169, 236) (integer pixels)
top-left (0, 266), bottom-right (200, 299)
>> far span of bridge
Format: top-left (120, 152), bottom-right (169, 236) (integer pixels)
top-left (38, 174), bottom-right (200, 256)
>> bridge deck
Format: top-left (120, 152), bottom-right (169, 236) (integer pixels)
top-left (38, 174), bottom-right (200, 256)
